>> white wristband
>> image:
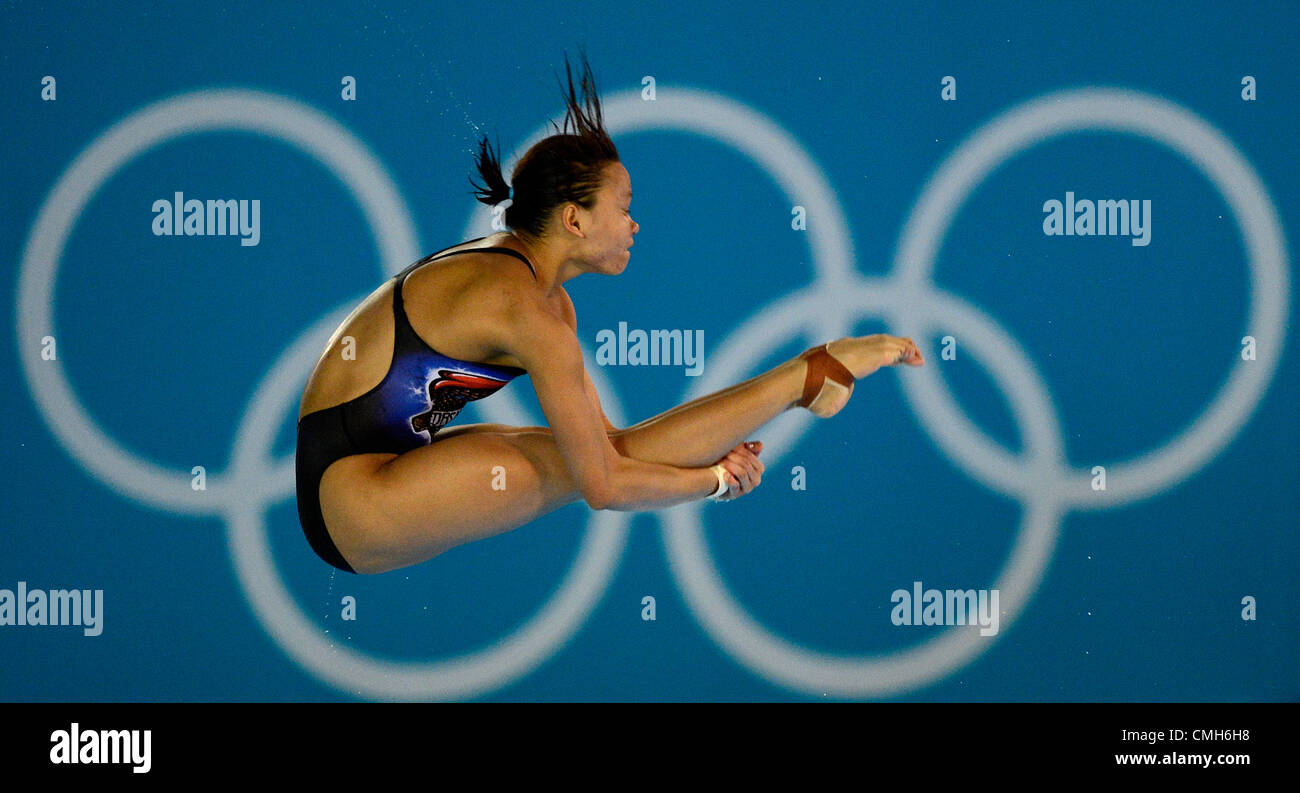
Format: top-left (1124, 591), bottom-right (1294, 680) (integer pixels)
top-left (706, 464), bottom-right (730, 501)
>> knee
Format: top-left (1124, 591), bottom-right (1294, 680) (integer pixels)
top-left (331, 524), bottom-right (396, 575)
top-left (342, 533), bottom-right (451, 575)
top-left (344, 555), bottom-right (390, 575)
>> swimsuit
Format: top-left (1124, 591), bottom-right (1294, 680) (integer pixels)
top-left (295, 239), bottom-right (536, 572)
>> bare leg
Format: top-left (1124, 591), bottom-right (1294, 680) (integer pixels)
top-left (433, 335), bottom-right (923, 469)
top-left (610, 359), bottom-right (804, 467)
top-left (321, 334), bottom-right (920, 573)
top-left (610, 333), bottom-right (922, 467)
top-left (322, 427), bottom-right (583, 574)
top-left (323, 357), bottom-right (801, 572)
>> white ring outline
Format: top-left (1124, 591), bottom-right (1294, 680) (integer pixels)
top-left (14, 88), bottom-right (634, 701)
top-left (215, 93), bottom-right (634, 700)
top-left (892, 87), bottom-right (1289, 508)
top-left (662, 280), bottom-right (1066, 697)
top-left (226, 299), bottom-right (631, 700)
top-left (16, 87), bottom-right (419, 513)
top-left (227, 85), bottom-right (854, 699)
top-left (660, 87), bottom-right (1288, 697)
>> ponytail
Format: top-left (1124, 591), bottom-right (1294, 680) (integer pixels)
top-left (469, 47), bottom-right (620, 241)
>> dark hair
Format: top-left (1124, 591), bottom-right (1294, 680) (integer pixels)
top-left (469, 48), bottom-right (620, 241)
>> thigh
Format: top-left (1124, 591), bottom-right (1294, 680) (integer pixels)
top-left (432, 421), bottom-right (548, 440)
top-left (318, 427), bottom-right (578, 574)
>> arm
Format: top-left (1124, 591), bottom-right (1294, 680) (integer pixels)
top-left (498, 289), bottom-right (718, 511)
top-left (558, 287), bottom-right (618, 434)
top-left (583, 369), bottom-right (619, 434)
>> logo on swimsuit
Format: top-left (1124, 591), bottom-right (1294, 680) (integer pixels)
top-left (409, 369), bottom-right (509, 436)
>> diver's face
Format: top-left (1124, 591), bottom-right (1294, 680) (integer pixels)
top-left (590, 161), bottom-right (637, 272)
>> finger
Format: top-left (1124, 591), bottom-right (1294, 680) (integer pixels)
top-left (729, 450), bottom-right (760, 483)
top-left (724, 470), bottom-right (741, 494)
top-left (729, 455), bottom-right (758, 492)
top-left (727, 470), bottom-right (745, 499)
top-left (726, 448), bottom-right (758, 472)
top-left (721, 458), bottom-right (753, 490)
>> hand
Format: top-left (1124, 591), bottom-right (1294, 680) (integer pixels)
top-left (714, 440), bottom-right (764, 501)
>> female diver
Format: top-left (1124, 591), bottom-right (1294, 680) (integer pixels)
top-left (295, 53), bottom-right (923, 574)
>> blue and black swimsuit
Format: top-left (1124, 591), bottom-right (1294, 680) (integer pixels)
top-left (295, 239), bottom-right (536, 573)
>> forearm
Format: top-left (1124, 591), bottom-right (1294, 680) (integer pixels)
top-left (599, 455), bottom-right (720, 511)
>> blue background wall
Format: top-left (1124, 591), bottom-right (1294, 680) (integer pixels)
top-left (2, 0), bottom-right (1296, 701)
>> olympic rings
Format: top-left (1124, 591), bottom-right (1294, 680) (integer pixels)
top-left (17, 86), bottom-right (1287, 699)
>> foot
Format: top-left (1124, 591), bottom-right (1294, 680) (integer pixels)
top-left (799, 335), bottom-right (924, 418)
top-left (826, 334), bottom-right (924, 379)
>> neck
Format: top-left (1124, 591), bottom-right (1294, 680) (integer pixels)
top-left (494, 231), bottom-right (584, 298)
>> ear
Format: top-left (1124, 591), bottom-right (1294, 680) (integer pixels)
top-left (560, 202), bottom-right (588, 238)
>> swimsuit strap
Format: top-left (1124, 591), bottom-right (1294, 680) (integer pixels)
top-left (399, 239), bottom-right (539, 283)
top-left (392, 245), bottom-right (537, 370)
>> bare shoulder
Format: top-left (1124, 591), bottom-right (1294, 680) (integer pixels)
top-left (451, 255), bottom-right (551, 320)
top-left (392, 250), bottom-right (545, 365)
top-left (447, 256), bottom-right (573, 364)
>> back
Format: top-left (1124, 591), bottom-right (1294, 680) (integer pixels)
top-left (297, 240), bottom-right (537, 423)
